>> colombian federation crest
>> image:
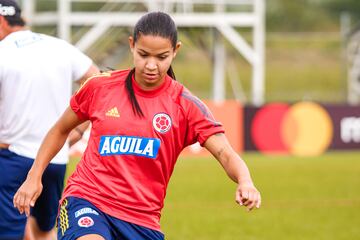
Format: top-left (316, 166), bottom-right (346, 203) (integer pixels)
top-left (153, 113), bottom-right (172, 133)
top-left (78, 216), bottom-right (94, 228)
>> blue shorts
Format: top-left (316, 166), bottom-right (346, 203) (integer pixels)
top-left (0, 149), bottom-right (66, 240)
top-left (57, 197), bottom-right (165, 240)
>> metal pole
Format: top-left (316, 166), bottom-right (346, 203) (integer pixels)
top-left (21, 0), bottom-right (35, 27)
top-left (58, 0), bottom-right (71, 41)
top-left (340, 12), bottom-right (356, 105)
top-left (212, 1), bottom-right (226, 102)
top-left (213, 30), bottom-right (226, 102)
top-left (252, 0), bottom-right (265, 106)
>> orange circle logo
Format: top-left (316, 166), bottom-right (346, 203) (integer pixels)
top-left (252, 102), bottom-right (333, 156)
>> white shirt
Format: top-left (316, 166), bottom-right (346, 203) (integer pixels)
top-left (0, 30), bottom-right (92, 164)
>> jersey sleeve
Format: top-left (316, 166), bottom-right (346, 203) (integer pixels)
top-left (180, 89), bottom-right (225, 146)
top-left (70, 76), bottom-right (97, 120)
top-left (62, 40), bottom-right (93, 82)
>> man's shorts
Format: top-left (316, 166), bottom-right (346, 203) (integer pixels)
top-left (57, 196), bottom-right (165, 240)
top-left (0, 149), bottom-right (66, 240)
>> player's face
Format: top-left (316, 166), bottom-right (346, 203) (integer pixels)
top-left (129, 34), bottom-right (181, 90)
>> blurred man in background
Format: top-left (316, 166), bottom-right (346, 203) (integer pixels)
top-left (0, 0), bottom-right (99, 239)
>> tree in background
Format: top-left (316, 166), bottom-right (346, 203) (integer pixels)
top-left (266, 0), bottom-right (360, 32)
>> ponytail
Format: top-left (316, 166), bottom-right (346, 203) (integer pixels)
top-left (125, 68), bottom-right (144, 117)
top-left (125, 66), bottom-right (176, 117)
top-left (167, 65), bottom-right (176, 80)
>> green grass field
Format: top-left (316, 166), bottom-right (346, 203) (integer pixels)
top-left (67, 151), bottom-right (360, 240)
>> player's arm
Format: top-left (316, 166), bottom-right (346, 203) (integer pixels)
top-left (204, 133), bottom-right (261, 211)
top-left (68, 121), bottom-right (89, 147)
top-left (67, 64), bottom-right (98, 145)
top-left (13, 107), bottom-right (84, 216)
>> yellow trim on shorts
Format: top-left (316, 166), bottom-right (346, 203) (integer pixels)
top-left (59, 199), bottom-right (69, 236)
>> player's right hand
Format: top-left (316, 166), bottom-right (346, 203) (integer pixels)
top-left (235, 182), bottom-right (261, 211)
top-left (13, 176), bottom-right (43, 217)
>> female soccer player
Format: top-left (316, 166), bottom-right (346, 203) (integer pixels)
top-left (14, 11), bottom-right (261, 240)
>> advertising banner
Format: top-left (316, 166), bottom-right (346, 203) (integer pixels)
top-left (244, 102), bottom-right (360, 156)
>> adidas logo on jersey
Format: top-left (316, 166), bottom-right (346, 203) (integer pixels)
top-left (99, 136), bottom-right (161, 159)
top-left (106, 107), bottom-right (120, 117)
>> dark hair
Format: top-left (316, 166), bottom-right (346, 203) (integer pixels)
top-left (125, 12), bottom-right (178, 117)
top-left (4, 15), bottom-right (25, 26)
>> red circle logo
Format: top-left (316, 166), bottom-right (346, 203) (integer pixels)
top-left (78, 216), bottom-right (94, 228)
top-left (153, 113), bottom-right (172, 133)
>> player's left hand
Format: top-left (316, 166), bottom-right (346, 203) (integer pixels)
top-left (235, 182), bottom-right (261, 211)
top-left (13, 176), bottom-right (43, 217)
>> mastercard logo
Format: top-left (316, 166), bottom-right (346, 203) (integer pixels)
top-left (251, 102), bottom-right (333, 156)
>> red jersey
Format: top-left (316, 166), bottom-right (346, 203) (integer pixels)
top-left (63, 69), bottom-right (224, 231)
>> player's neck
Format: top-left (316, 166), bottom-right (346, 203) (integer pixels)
top-left (9, 26), bottom-right (26, 35)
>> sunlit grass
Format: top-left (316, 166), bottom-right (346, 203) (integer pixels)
top-left (67, 151), bottom-right (360, 240)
